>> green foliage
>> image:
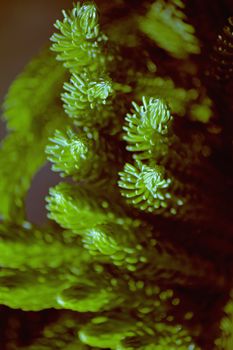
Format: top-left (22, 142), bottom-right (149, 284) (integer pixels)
top-left (51, 1), bottom-right (116, 130)
top-left (46, 182), bottom-right (109, 232)
top-left (123, 97), bottom-right (172, 160)
top-left (51, 2), bottom-right (105, 72)
top-left (0, 222), bottom-right (89, 270)
top-left (62, 71), bottom-right (112, 113)
top-left (79, 314), bottom-right (200, 350)
top-left (56, 276), bottom-right (126, 312)
top-left (119, 96), bottom-right (216, 222)
top-left (83, 221), bottom-right (223, 287)
top-left (135, 74), bottom-right (213, 123)
top-left (82, 223), bottom-right (148, 271)
top-left (46, 182), bottom-right (134, 233)
top-left (62, 70), bottom-right (113, 126)
top-left (2, 50), bottom-right (66, 132)
top-left (0, 222), bottom-right (95, 310)
top-left (119, 323), bottom-right (200, 350)
top-left (46, 127), bottom-right (118, 183)
top-left (46, 128), bottom-right (96, 179)
top-left (0, 1), bottom-right (232, 349)
top-left (138, 0), bottom-right (200, 59)
top-left (0, 51), bottom-right (66, 220)
top-left (0, 108), bottom-right (66, 221)
top-left (215, 291), bottom-right (233, 350)
top-left (0, 134), bottom-right (45, 220)
top-left (0, 268), bottom-right (70, 310)
top-left (22, 312), bottom-right (198, 350)
top-left (79, 315), bottom-right (137, 348)
top-left (119, 97), bottom-right (186, 216)
top-left (20, 315), bottom-right (88, 350)
top-left (119, 161), bottom-right (175, 213)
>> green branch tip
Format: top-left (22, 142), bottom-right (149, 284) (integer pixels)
top-left (46, 128), bottom-right (96, 179)
top-left (50, 1), bottom-right (105, 71)
top-left (119, 161), bottom-right (172, 212)
top-left (123, 97), bottom-right (172, 160)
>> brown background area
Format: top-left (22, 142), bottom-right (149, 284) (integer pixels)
top-left (0, 1), bottom-right (71, 224)
top-left (0, 0), bottom-right (70, 101)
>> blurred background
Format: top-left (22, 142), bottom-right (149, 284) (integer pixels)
top-left (0, 1), bottom-right (69, 101)
top-left (0, 0), bottom-right (71, 225)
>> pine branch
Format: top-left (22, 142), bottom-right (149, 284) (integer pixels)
top-left (82, 221), bottom-right (225, 288)
top-left (215, 290), bottom-right (233, 350)
top-left (119, 160), bottom-right (176, 213)
top-left (121, 96), bottom-right (209, 173)
top-left (120, 323), bottom-right (200, 349)
top-left (0, 222), bottom-right (90, 270)
top-left (51, 1), bottom-right (117, 131)
top-left (56, 275), bottom-right (127, 312)
top-left (1, 221), bottom-right (205, 315)
top-left (138, 0), bottom-right (200, 59)
top-left (0, 264), bottom-right (127, 312)
top-left (0, 268), bottom-right (70, 310)
top-left (3, 50), bottom-right (66, 132)
top-left (46, 128), bottom-right (100, 179)
top-left (19, 315), bottom-right (88, 350)
top-left (123, 96), bottom-right (172, 160)
top-left (0, 1), bottom-right (232, 349)
top-left (46, 126), bottom-right (122, 184)
top-left (51, 2), bottom-right (107, 72)
top-left (63, 71), bottom-right (113, 112)
top-left (118, 97), bottom-right (188, 216)
top-left (210, 16), bottom-right (233, 82)
top-left (46, 182), bottom-right (135, 233)
top-left (0, 106), bottom-right (65, 220)
top-left (62, 69), bottom-right (114, 126)
top-left (119, 96), bottom-right (220, 225)
top-left (0, 50), bottom-right (66, 220)
top-left (79, 312), bottom-right (200, 349)
top-left (135, 74), bottom-right (213, 123)
top-left (0, 134), bottom-right (44, 220)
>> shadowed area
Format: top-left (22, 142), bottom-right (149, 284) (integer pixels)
top-left (25, 163), bottom-right (61, 225)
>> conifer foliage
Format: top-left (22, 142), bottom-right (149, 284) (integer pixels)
top-left (0, 1), bottom-right (232, 349)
